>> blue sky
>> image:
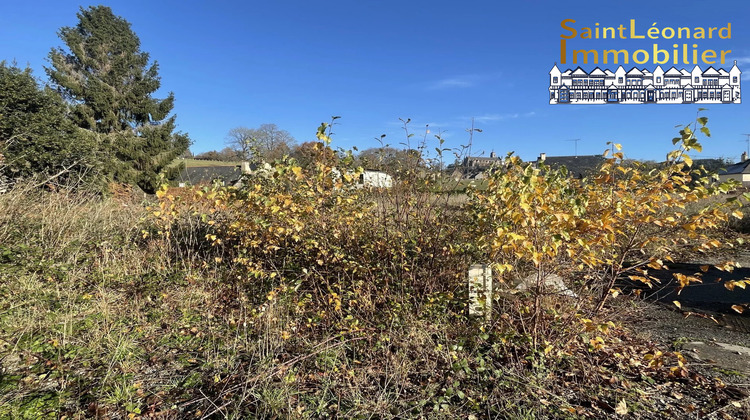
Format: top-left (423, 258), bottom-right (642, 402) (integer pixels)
top-left (1, 0), bottom-right (749, 163)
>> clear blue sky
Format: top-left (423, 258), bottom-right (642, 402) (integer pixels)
top-left (2, 1), bottom-right (748, 163)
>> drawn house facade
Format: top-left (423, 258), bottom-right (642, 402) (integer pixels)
top-left (549, 62), bottom-right (741, 104)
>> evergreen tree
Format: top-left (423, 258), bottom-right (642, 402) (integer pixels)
top-left (47, 5), bottom-right (189, 193)
top-left (0, 62), bottom-right (97, 187)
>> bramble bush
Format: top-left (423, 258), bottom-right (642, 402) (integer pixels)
top-left (148, 120), bottom-right (470, 333)
top-left (466, 112), bottom-right (744, 347)
top-left (149, 112), bottom-right (744, 343)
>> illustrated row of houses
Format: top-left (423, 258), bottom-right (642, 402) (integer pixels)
top-left (549, 62), bottom-right (742, 104)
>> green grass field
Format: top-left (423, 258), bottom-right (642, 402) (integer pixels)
top-left (172, 158), bottom-right (241, 168)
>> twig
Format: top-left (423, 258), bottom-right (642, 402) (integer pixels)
top-left (32, 161), bottom-right (81, 189)
top-left (704, 394), bottom-right (750, 419)
top-left (197, 334), bottom-right (368, 419)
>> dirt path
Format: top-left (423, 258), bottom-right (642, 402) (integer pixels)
top-left (624, 300), bottom-right (750, 418)
top-left (622, 251), bottom-right (750, 382)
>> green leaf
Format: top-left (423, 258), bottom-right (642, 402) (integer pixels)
top-left (700, 127), bottom-right (710, 137)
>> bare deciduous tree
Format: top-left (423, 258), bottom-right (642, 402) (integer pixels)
top-left (226, 124), bottom-right (296, 162)
top-left (225, 127), bottom-right (255, 161)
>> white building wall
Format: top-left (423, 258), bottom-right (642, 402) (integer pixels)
top-left (361, 171), bottom-right (393, 188)
top-left (719, 174), bottom-right (750, 187)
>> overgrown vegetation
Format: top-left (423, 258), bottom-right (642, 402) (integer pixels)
top-left (0, 6), bottom-right (189, 194)
top-left (3, 114), bottom-right (750, 418)
top-left (0, 63), bottom-right (99, 190)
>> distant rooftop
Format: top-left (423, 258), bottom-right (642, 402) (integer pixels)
top-left (718, 160), bottom-right (750, 175)
top-left (177, 165), bottom-right (242, 185)
top-left (537, 154), bottom-right (606, 178)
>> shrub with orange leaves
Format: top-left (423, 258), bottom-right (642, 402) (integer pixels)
top-left (466, 112), bottom-right (744, 348)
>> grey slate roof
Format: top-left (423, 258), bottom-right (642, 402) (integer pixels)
top-left (177, 165), bottom-right (242, 185)
top-left (718, 160), bottom-right (750, 175)
top-left (538, 155), bottom-right (606, 179)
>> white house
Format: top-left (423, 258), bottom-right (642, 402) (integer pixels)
top-left (358, 170), bottom-right (393, 188)
top-left (550, 61), bottom-right (741, 104)
top-left (718, 152), bottom-right (750, 187)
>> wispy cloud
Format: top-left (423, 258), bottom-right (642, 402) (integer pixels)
top-left (424, 72), bottom-right (502, 90)
top-left (429, 77), bottom-right (474, 89)
top-left (468, 111), bottom-right (536, 124)
top-left (736, 57), bottom-right (750, 80)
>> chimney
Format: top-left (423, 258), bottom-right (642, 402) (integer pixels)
top-left (742, 152), bottom-right (748, 163)
top-left (490, 151), bottom-right (497, 159)
top-left (241, 161), bottom-right (251, 174)
top-left (539, 153), bottom-right (546, 162)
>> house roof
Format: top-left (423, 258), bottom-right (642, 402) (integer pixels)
top-left (692, 158), bottom-right (730, 173)
top-left (718, 160), bottom-right (750, 175)
top-left (538, 154), bottom-right (606, 178)
top-left (177, 165), bottom-right (242, 185)
top-left (703, 67), bottom-right (720, 76)
top-left (665, 67), bottom-right (682, 76)
top-left (626, 67), bottom-right (644, 76)
top-left (590, 67), bottom-right (606, 76)
top-left (571, 67), bottom-right (588, 76)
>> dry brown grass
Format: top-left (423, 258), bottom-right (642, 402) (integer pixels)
top-left (0, 179), bottom-right (746, 418)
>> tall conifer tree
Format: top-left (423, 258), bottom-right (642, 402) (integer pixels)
top-left (47, 5), bottom-right (188, 193)
top-left (0, 63), bottom-right (96, 187)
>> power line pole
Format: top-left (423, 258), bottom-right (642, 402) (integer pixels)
top-left (565, 138), bottom-right (581, 157)
top-left (742, 134), bottom-right (750, 157)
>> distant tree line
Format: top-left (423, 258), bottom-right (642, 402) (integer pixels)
top-left (192, 136), bottom-right (427, 176)
top-left (193, 147), bottom-right (243, 162)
